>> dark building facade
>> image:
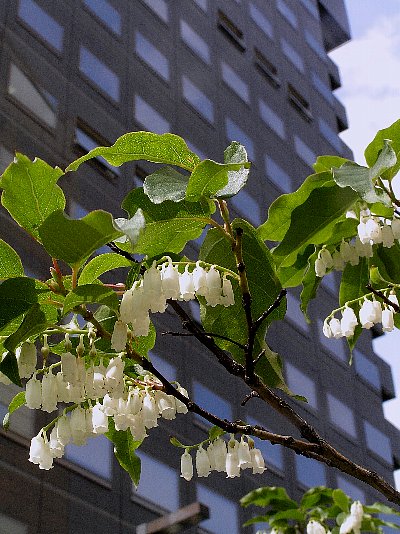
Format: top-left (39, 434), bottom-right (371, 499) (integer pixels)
top-left (0, 1), bottom-right (399, 533)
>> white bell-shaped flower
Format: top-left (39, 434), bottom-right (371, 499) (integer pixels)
top-left (332, 250), bottom-right (345, 271)
top-left (372, 299), bottom-right (382, 323)
top-left (154, 391), bottom-right (176, 420)
top-left (382, 307), bottom-right (394, 332)
top-left (129, 412), bottom-right (147, 442)
top-left (238, 437), bottom-right (252, 469)
top-left (142, 391), bottom-right (158, 428)
top-left (29, 432), bottom-right (53, 470)
top-left (391, 218), bottom-right (400, 239)
top-left (226, 437), bottom-right (240, 478)
top-left (192, 262), bottom-right (208, 296)
top-left (92, 361), bottom-right (107, 397)
top-left (111, 321), bottom-right (128, 352)
top-left (212, 438), bottom-right (228, 472)
top-left (106, 356), bottom-right (125, 390)
top-left (251, 448), bottom-right (267, 474)
top-left (196, 445), bottom-right (211, 477)
top-left (143, 262), bottom-right (166, 313)
top-left (181, 450), bottom-right (193, 481)
top-left (340, 500), bottom-right (363, 534)
top-left (56, 415), bottom-right (72, 446)
top-left (132, 312), bottom-right (151, 337)
top-left (340, 306), bottom-right (358, 338)
top-left (320, 248), bottom-right (333, 269)
top-left (92, 403), bottom-right (109, 434)
top-left (388, 291), bottom-right (399, 309)
top-left (120, 289), bottom-right (135, 325)
top-left (322, 319), bottom-right (333, 339)
top-left (348, 245), bottom-right (360, 266)
top-left (84, 366), bottom-right (95, 398)
top-left (382, 224), bottom-right (395, 248)
top-left (161, 260), bottom-right (180, 300)
top-left (16, 342), bottom-right (37, 378)
top-left (127, 388), bottom-right (143, 415)
top-left (55, 372), bottom-right (69, 403)
top-left (76, 357), bottom-right (86, 385)
top-left (339, 239), bottom-right (352, 262)
top-left (307, 520), bottom-right (326, 534)
top-left (359, 299), bottom-right (375, 329)
top-left (205, 266), bottom-right (223, 306)
top-left (41, 372), bottom-right (58, 413)
top-left (102, 393), bottom-right (118, 416)
top-left (179, 265), bottom-right (195, 301)
top-left (221, 277), bottom-right (235, 307)
top-left (314, 257), bottom-right (326, 278)
top-left (365, 217), bottom-right (382, 243)
top-left (328, 317), bottom-right (342, 339)
top-left (61, 352), bottom-right (78, 384)
top-left (357, 221), bottom-right (369, 244)
top-left (25, 376), bottom-right (42, 409)
top-left (175, 385), bottom-right (189, 414)
top-left (49, 427), bottom-right (64, 459)
top-left (70, 407), bottom-right (88, 445)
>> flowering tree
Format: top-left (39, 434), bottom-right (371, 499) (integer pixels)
top-left (1, 118), bottom-right (400, 532)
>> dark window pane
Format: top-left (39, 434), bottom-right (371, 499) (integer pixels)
top-left (79, 47), bottom-right (120, 101)
top-left (65, 434), bottom-right (112, 479)
top-left (354, 350), bottom-right (380, 389)
top-left (83, 0), bottom-right (121, 35)
top-left (197, 484), bottom-right (239, 534)
top-left (295, 454), bottom-right (326, 487)
top-left (18, 0), bottom-right (64, 51)
top-left (193, 381), bottom-right (232, 422)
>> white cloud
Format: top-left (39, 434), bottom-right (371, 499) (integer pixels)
top-left (330, 13), bottom-right (400, 164)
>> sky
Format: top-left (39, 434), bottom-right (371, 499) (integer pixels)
top-left (329, 1), bottom-right (400, 477)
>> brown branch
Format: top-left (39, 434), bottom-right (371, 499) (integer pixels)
top-left (366, 283), bottom-right (400, 313)
top-left (161, 330), bottom-right (246, 350)
top-left (253, 288), bottom-right (287, 333)
top-left (241, 391), bottom-right (260, 406)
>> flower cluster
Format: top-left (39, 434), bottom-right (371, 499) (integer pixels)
top-left (118, 259), bottom-right (235, 339)
top-left (323, 292), bottom-right (397, 340)
top-left (180, 435), bottom-right (266, 481)
top-left (339, 500), bottom-right (363, 534)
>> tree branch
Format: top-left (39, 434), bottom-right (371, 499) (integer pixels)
top-left (161, 330), bottom-right (246, 350)
top-left (366, 283), bottom-right (400, 313)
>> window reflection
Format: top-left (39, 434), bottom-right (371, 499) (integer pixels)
top-left (337, 475), bottom-right (366, 501)
top-left (327, 393), bottom-right (356, 437)
top-left (79, 47), bottom-right (120, 102)
top-left (353, 350), bottom-right (380, 390)
top-left (295, 454), bottom-right (326, 487)
top-left (281, 39), bottom-right (304, 73)
top-left (8, 64), bottom-right (57, 128)
top-left (134, 95), bottom-right (170, 134)
top-left (247, 416), bottom-right (283, 470)
top-left (230, 190), bottom-right (261, 226)
top-left (193, 381), bottom-right (232, 423)
top-left (182, 77), bottom-right (214, 123)
top-left (226, 118), bottom-right (254, 161)
top-left (259, 100), bottom-right (285, 139)
top-left (18, 0), bottom-right (64, 52)
top-left (142, 0), bottom-right (169, 23)
top-left (249, 3), bottom-right (273, 40)
top-left (197, 484), bottom-right (239, 534)
top-left (135, 32), bottom-right (169, 81)
top-left (286, 362), bottom-right (317, 408)
top-left (221, 62), bottom-right (249, 103)
top-left (180, 20), bottom-right (210, 64)
top-left (265, 155), bottom-right (291, 193)
top-left (277, 0), bottom-right (298, 28)
top-left (363, 420), bottom-right (392, 463)
top-left (294, 135), bottom-right (316, 167)
top-left (83, 0), bottom-right (121, 35)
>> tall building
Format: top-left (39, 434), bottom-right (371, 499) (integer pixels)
top-left (0, 1), bottom-right (399, 533)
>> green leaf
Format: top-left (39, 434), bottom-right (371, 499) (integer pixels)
top-left (300, 487), bottom-right (333, 509)
top-left (170, 436), bottom-right (187, 448)
top-left (122, 187), bottom-right (213, 256)
top-left (0, 352), bottom-right (21, 387)
top-left (113, 209), bottom-right (146, 247)
top-left (258, 172), bottom-right (335, 242)
top-left (369, 201), bottom-right (394, 218)
top-left (365, 118), bottom-right (400, 181)
top-left (272, 183), bottom-right (358, 267)
top-left (135, 322), bottom-right (156, 357)
top-left (63, 284), bottom-right (120, 315)
top-left (0, 239), bottom-right (24, 279)
top-left (105, 419), bottom-right (142, 487)
top-left (208, 425), bottom-right (225, 441)
top-left (375, 242), bottom-right (400, 284)
top-left (300, 249), bottom-right (321, 321)
top-left (66, 131), bottom-right (200, 173)
top-left (78, 253), bottom-right (133, 285)
top-left (4, 303), bottom-right (58, 353)
top-left (185, 159), bottom-right (250, 201)
top-left (0, 154), bottom-right (65, 240)
top-left (333, 157), bottom-right (392, 206)
top-left (277, 244), bottom-right (315, 288)
top-left (38, 209), bottom-right (122, 267)
top-left (313, 155), bottom-right (349, 173)
top-left (0, 277), bottom-right (44, 334)
top-left (3, 391), bottom-right (26, 430)
top-left (215, 141), bottom-right (249, 198)
top-left (332, 489), bottom-right (350, 513)
top-left (240, 487), bottom-right (297, 509)
top-left (363, 503), bottom-right (400, 516)
top-left (143, 166), bottom-right (190, 203)
top-left (271, 509), bottom-right (305, 522)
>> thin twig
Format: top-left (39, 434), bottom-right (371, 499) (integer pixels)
top-left (253, 288), bottom-right (287, 333)
top-left (241, 391), bottom-right (260, 406)
top-left (106, 242), bottom-right (138, 262)
top-left (161, 330), bottom-right (246, 350)
top-left (366, 283), bottom-right (399, 312)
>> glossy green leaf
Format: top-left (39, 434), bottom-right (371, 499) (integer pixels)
top-left (300, 249), bottom-right (321, 322)
top-left (3, 391), bottom-right (26, 430)
top-left (277, 244), bottom-right (314, 288)
top-left (0, 154), bottom-right (65, 240)
top-left (4, 303), bottom-right (58, 352)
top-left (0, 352), bottom-right (21, 387)
top-left (66, 131), bottom-right (200, 173)
top-left (39, 209), bottom-right (122, 266)
top-left (313, 155), bottom-right (349, 173)
top-left (258, 172), bottom-right (335, 242)
top-left (215, 141), bottom-right (249, 198)
top-left (63, 284), bottom-right (120, 315)
top-left (240, 487), bottom-right (297, 509)
top-left (185, 159), bottom-right (250, 201)
top-left (363, 502), bottom-right (400, 516)
top-left (332, 489), bottom-right (350, 513)
top-left (271, 509), bottom-right (305, 522)
top-left (106, 420), bottom-right (142, 487)
top-left (0, 277), bottom-right (43, 334)
top-left (78, 253), bottom-right (133, 285)
top-left (135, 321), bottom-right (156, 358)
top-left (144, 166), bottom-right (189, 203)
top-left (122, 187), bottom-right (213, 256)
top-left (365, 118), bottom-right (400, 181)
top-left (0, 239), bottom-right (24, 279)
top-left (272, 184), bottom-right (358, 267)
top-left (375, 242), bottom-right (400, 284)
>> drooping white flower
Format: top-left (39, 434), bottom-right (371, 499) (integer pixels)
top-left (357, 220), bottom-right (369, 244)
top-left (92, 403), bottom-right (109, 434)
top-left (339, 240), bottom-right (352, 262)
top-left (212, 438), bottom-right (227, 472)
top-left (196, 445), bottom-right (211, 477)
top-left (391, 218), bottom-right (400, 239)
top-left (365, 217), bottom-right (382, 243)
top-left (56, 415), bottom-right (72, 446)
top-left (359, 299), bottom-right (376, 329)
top-left (132, 312), bottom-right (151, 337)
top-left (205, 266), bottom-right (222, 306)
top-left (221, 277), bottom-right (235, 307)
top-left (348, 245), bottom-right (360, 266)
top-left (322, 320), bottom-right (333, 339)
top-left (382, 224), bottom-right (395, 248)
top-left (328, 317), bottom-right (342, 339)
top-left (238, 437), bottom-right (252, 469)
top-left (180, 450), bottom-right (193, 481)
top-left (192, 261), bottom-right (207, 296)
top-left (175, 385), bottom-right (189, 414)
top-left (382, 307), bottom-right (394, 332)
top-left (143, 261), bottom-right (166, 313)
top-left (372, 299), bottom-right (382, 323)
top-left (160, 260), bottom-right (180, 300)
top-left (41, 372), bottom-right (58, 413)
top-left (70, 407), bottom-right (89, 445)
top-left (307, 520), bottom-right (326, 534)
top-left (226, 437), bottom-right (240, 478)
top-left (105, 356), bottom-right (125, 390)
top-left (179, 265), bottom-right (195, 301)
top-left (320, 248), bottom-right (333, 269)
top-left (340, 306), bottom-right (358, 338)
top-left (49, 427), bottom-right (64, 459)
top-left (16, 342), bottom-right (37, 378)
top-left (332, 250), bottom-right (345, 271)
top-left (129, 412), bottom-right (147, 442)
top-left (29, 432), bottom-right (53, 470)
top-left (388, 291), bottom-right (399, 309)
top-left (111, 320), bottom-right (128, 352)
top-left (339, 500), bottom-right (363, 534)
top-left (142, 391), bottom-right (158, 429)
top-left (154, 391), bottom-right (176, 420)
top-left (25, 376), bottom-right (42, 409)
top-left (315, 257), bottom-right (326, 278)
top-left (61, 352), bottom-right (78, 384)
top-left (250, 448), bottom-right (267, 474)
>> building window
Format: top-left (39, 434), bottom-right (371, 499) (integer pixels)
top-left (142, 0), bottom-right (169, 23)
top-left (79, 47), bottom-right (120, 102)
top-left (265, 155), bottom-right (291, 193)
top-left (281, 39), bottom-right (304, 73)
top-left (312, 72), bottom-right (334, 104)
top-left (18, 0), bottom-right (63, 52)
top-left (320, 271), bottom-right (337, 293)
top-left (134, 95), bottom-right (170, 134)
top-left (286, 362), bottom-right (317, 408)
top-left (305, 30), bottom-right (326, 60)
top-left (197, 484), bottom-right (239, 534)
top-left (83, 0), bottom-right (121, 35)
top-left (318, 118), bottom-right (342, 152)
top-left (295, 455), bottom-right (326, 487)
top-left (285, 293), bottom-right (308, 331)
top-left (337, 475), bottom-right (366, 502)
top-left (74, 124), bottom-right (120, 180)
top-left (182, 76), bottom-right (214, 123)
top-left (217, 10), bottom-right (245, 52)
top-left (180, 20), bottom-right (210, 64)
top-left (230, 190), bottom-right (261, 226)
top-left (259, 99), bottom-right (285, 139)
top-left (249, 3), bottom-right (273, 40)
top-left (288, 84), bottom-right (312, 122)
top-left (225, 117), bottom-right (254, 161)
top-left (363, 421), bottom-right (392, 463)
top-left (193, 0), bottom-right (207, 11)
top-left (254, 48), bottom-right (280, 88)
top-left (294, 135), bottom-right (316, 167)
top-left (248, 416), bottom-right (283, 470)
top-left (299, 0), bottom-right (319, 19)
top-left (0, 145), bottom-right (13, 174)
top-left (149, 352), bottom-right (176, 381)
top-left (221, 62), bottom-right (249, 103)
top-left (65, 435), bottom-right (112, 479)
top-left (193, 381), bottom-right (232, 423)
top-left (277, 0), bottom-right (298, 29)
top-left (134, 452), bottom-right (179, 511)
top-left (135, 32), bottom-right (169, 81)
top-left (327, 393), bottom-right (357, 437)
top-left (353, 350), bottom-right (380, 390)
top-left (317, 318), bottom-right (347, 361)
top-left (8, 63), bottom-right (57, 128)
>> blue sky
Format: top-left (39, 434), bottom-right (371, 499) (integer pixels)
top-left (330, 1), bottom-right (400, 481)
